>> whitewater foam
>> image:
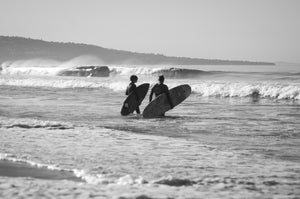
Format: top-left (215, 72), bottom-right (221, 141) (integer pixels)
top-left (1, 59), bottom-right (68, 76)
top-left (0, 76), bottom-right (128, 91)
top-left (0, 117), bottom-right (74, 130)
top-left (0, 154), bottom-right (198, 187)
top-left (0, 74), bottom-right (299, 99)
top-left (191, 82), bottom-right (300, 100)
top-left (1, 56), bottom-right (105, 76)
top-left (109, 66), bottom-right (209, 78)
top-left (1, 62), bottom-right (208, 78)
top-left (0, 153), bottom-right (64, 171)
top-left (109, 66), bottom-right (166, 76)
top-left (0, 153), bottom-right (288, 190)
top-left (0, 153), bottom-right (150, 185)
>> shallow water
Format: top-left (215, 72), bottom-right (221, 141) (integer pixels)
top-left (0, 64), bottom-right (300, 198)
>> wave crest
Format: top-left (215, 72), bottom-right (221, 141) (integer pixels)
top-left (0, 117), bottom-right (74, 130)
top-left (1, 56), bottom-right (106, 76)
top-left (191, 82), bottom-right (300, 99)
top-left (2, 60), bottom-right (209, 79)
top-left (0, 72), bottom-right (299, 100)
top-left (110, 66), bottom-right (208, 78)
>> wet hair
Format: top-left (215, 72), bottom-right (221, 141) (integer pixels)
top-left (130, 75), bottom-right (138, 82)
top-left (158, 75), bottom-right (165, 82)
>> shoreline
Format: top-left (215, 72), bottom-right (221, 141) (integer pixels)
top-left (0, 160), bottom-right (82, 182)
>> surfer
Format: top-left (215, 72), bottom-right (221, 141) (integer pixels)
top-left (149, 75), bottom-right (174, 110)
top-left (125, 75), bottom-right (141, 114)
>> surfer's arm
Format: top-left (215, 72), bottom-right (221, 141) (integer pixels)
top-left (126, 83), bottom-right (132, 95)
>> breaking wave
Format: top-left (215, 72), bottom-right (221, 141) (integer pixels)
top-left (0, 153), bottom-right (82, 181)
top-left (0, 154), bottom-right (189, 186)
top-left (109, 66), bottom-right (211, 78)
top-left (0, 154), bottom-right (282, 191)
top-left (0, 153), bottom-right (68, 171)
top-left (191, 82), bottom-right (300, 100)
top-left (0, 56), bottom-right (106, 76)
top-left (1, 60), bottom-right (211, 78)
top-left (0, 75), bottom-right (299, 99)
top-left (0, 77), bottom-right (127, 91)
top-left (1, 59), bottom-right (299, 100)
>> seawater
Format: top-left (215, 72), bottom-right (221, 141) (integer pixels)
top-left (0, 64), bottom-right (300, 198)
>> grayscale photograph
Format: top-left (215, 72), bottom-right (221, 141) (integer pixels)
top-left (0, 0), bottom-right (299, 198)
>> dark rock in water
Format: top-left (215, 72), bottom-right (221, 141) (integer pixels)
top-left (58, 66), bottom-right (109, 77)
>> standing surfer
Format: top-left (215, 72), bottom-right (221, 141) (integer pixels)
top-left (125, 75), bottom-right (141, 114)
top-left (149, 75), bottom-right (174, 110)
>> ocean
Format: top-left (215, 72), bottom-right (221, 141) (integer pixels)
top-left (0, 63), bottom-right (300, 198)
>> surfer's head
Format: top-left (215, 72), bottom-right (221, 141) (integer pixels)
top-left (158, 75), bottom-right (165, 83)
top-left (130, 75), bottom-right (138, 83)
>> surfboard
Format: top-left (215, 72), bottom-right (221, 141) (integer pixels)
top-left (142, 84), bottom-right (191, 118)
top-left (121, 83), bottom-right (150, 116)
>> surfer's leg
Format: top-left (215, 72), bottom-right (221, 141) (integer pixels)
top-left (136, 107), bottom-right (141, 114)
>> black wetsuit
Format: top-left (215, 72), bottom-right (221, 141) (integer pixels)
top-left (149, 83), bottom-right (174, 108)
top-left (126, 82), bottom-right (140, 114)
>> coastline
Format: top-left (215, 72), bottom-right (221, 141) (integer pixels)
top-left (0, 160), bottom-right (81, 182)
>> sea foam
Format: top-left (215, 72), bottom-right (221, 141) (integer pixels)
top-left (1, 62), bottom-right (209, 78)
top-left (0, 76), bottom-right (127, 91)
top-left (0, 117), bottom-right (74, 130)
top-left (0, 75), bottom-right (299, 99)
top-left (191, 82), bottom-right (300, 99)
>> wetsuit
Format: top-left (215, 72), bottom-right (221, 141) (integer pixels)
top-left (149, 83), bottom-right (174, 108)
top-left (126, 82), bottom-right (140, 114)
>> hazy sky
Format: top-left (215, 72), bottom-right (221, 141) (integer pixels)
top-left (0, 0), bottom-right (299, 63)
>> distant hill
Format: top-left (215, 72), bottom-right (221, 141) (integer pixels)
top-left (0, 36), bottom-right (274, 65)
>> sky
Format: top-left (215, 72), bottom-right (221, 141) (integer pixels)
top-left (0, 0), bottom-right (299, 63)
